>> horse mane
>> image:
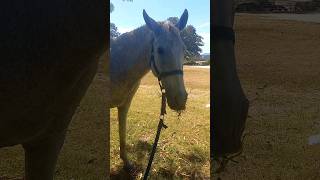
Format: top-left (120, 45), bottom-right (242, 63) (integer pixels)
top-left (112, 20), bottom-right (177, 49)
top-left (110, 25), bottom-right (153, 84)
top-left (112, 25), bottom-right (152, 49)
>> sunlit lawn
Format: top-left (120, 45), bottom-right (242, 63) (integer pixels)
top-left (110, 66), bottom-right (210, 179)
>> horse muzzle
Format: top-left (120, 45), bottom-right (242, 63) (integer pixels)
top-left (166, 90), bottom-right (188, 111)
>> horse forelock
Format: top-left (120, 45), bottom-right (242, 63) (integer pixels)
top-left (159, 21), bottom-right (180, 35)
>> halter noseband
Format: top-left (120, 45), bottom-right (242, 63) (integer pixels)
top-left (150, 43), bottom-right (183, 81)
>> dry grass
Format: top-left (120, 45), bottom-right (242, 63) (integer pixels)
top-left (213, 14), bottom-right (320, 179)
top-left (110, 67), bottom-right (210, 179)
top-left (0, 66), bottom-right (109, 179)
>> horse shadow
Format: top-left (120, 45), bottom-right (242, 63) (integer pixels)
top-left (110, 139), bottom-right (152, 179)
top-left (110, 140), bottom-right (209, 179)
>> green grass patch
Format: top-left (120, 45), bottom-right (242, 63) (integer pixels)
top-left (110, 67), bottom-right (210, 179)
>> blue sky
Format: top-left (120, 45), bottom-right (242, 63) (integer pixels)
top-left (110, 0), bottom-right (210, 54)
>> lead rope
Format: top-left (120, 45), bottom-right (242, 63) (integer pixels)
top-left (212, 133), bottom-right (248, 174)
top-left (143, 80), bottom-right (168, 180)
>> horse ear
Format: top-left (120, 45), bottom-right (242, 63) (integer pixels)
top-left (143, 9), bottom-right (161, 34)
top-left (176, 9), bottom-right (188, 31)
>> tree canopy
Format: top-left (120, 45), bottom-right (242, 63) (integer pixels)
top-left (110, 3), bottom-right (114, 13)
top-left (110, 23), bottom-right (120, 39)
top-left (110, 0), bottom-right (132, 13)
top-left (110, 1), bottom-right (130, 39)
top-left (181, 25), bottom-right (204, 59)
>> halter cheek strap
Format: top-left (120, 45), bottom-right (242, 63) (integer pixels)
top-left (150, 45), bottom-right (183, 80)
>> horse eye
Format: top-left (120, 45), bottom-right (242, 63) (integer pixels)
top-left (157, 47), bottom-right (164, 54)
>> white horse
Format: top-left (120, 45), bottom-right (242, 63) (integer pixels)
top-left (110, 9), bottom-right (189, 170)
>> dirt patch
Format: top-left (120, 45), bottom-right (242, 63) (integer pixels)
top-left (213, 14), bottom-right (320, 179)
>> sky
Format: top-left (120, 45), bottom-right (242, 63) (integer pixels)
top-left (110, 0), bottom-right (210, 54)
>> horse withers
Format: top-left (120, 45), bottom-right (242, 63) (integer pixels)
top-left (110, 9), bottom-right (189, 171)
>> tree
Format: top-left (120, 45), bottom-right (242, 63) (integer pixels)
top-left (110, 0), bottom-right (132, 39)
top-left (167, 17), bottom-right (204, 61)
top-left (110, 2), bottom-right (114, 13)
top-left (110, 23), bottom-right (120, 39)
top-left (110, 0), bottom-right (132, 13)
top-left (181, 25), bottom-right (204, 59)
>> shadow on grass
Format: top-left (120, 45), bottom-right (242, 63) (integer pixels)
top-left (111, 140), bottom-right (209, 179)
top-left (110, 166), bottom-right (138, 180)
top-left (110, 140), bottom-right (151, 180)
top-left (154, 150), bottom-right (209, 179)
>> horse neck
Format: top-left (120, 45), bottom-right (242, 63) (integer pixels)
top-left (111, 26), bottom-right (154, 86)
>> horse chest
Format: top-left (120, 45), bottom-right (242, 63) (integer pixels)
top-left (110, 81), bottom-right (140, 108)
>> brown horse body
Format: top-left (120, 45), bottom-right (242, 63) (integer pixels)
top-left (212, 0), bottom-right (249, 165)
top-left (0, 1), bottom-right (107, 179)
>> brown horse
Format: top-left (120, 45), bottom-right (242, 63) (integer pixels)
top-left (110, 9), bottom-right (189, 170)
top-left (0, 1), bottom-right (107, 179)
top-left (212, 0), bottom-right (249, 173)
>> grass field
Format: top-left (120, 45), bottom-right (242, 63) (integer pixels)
top-left (0, 62), bottom-right (109, 179)
top-left (110, 66), bottom-right (210, 179)
top-left (213, 14), bottom-right (320, 179)
top-left (0, 65), bottom-right (209, 179)
top-left (3, 13), bottom-right (319, 180)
